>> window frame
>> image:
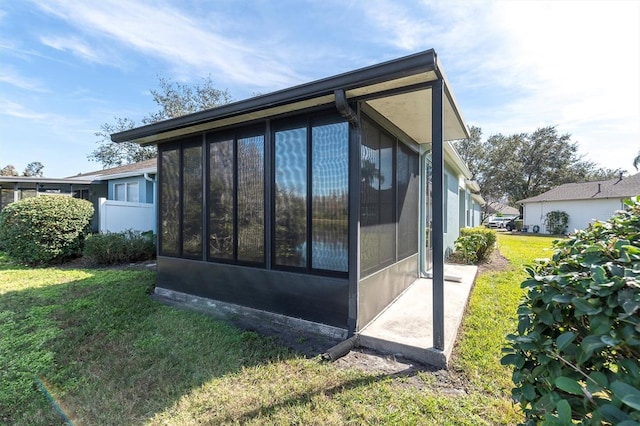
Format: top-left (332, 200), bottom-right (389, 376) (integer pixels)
top-left (114, 181), bottom-right (140, 203)
top-left (206, 126), bottom-right (266, 267)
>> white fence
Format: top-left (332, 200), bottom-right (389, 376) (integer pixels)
top-left (98, 197), bottom-right (155, 234)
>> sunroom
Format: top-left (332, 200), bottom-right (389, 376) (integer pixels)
top-left (112, 49), bottom-right (470, 348)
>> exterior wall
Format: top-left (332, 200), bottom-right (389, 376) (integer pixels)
top-left (522, 198), bottom-right (625, 233)
top-left (98, 197), bottom-right (155, 233)
top-left (443, 165), bottom-right (461, 256)
top-left (472, 201), bottom-right (482, 227)
top-left (108, 176), bottom-right (154, 204)
top-left (357, 254), bottom-right (418, 329)
top-left (157, 256), bottom-right (349, 329)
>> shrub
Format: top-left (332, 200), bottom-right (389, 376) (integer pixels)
top-left (545, 210), bottom-right (569, 235)
top-left (515, 219), bottom-right (524, 232)
top-left (502, 197), bottom-right (640, 425)
top-left (0, 196), bottom-right (93, 265)
top-left (454, 226), bottom-right (497, 264)
top-left (83, 230), bottom-right (156, 265)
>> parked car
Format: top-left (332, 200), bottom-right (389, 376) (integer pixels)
top-left (487, 216), bottom-right (512, 228)
top-left (505, 215), bottom-right (523, 231)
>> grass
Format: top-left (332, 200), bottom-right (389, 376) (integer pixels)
top-left (0, 234), bottom-right (558, 425)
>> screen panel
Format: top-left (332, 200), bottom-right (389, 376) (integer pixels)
top-left (209, 139), bottom-right (234, 259)
top-left (274, 127), bottom-right (308, 267)
top-left (182, 145), bottom-right (203, 257)
top-left (237, 135), bottom-right (265, 263)
top-left (311, 121), bottom-right (348, 272)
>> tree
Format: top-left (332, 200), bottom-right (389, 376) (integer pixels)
top-left (0, 165), bottom-right (19, 176)
top-left (455, 126), bottom-right (622, 210)
top-left (89, 75), bottom-right (232, 168)
top-left (634, 149), bottom-right (640, 170)
top-left (23, 162), bottom-right (44, 177)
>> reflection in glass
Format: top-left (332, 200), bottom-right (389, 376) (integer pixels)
top-left (209, 140), bottom-right (234, 259)
top-left (182, 145), bottom-right (203, 257)
top-left (312, 122), bottom-right (348, 271)
top-left (237, 135), bottom-right (264, 262)
top-left (161, 149), bottom-right (179, 255)
top-left (397, 143), bottom-right (419, 259)
top-left (1, 189), bottom-right (13, 209)
top-left (275, 127), bottom-right (307, 267)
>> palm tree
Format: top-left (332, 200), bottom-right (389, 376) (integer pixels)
top-left (634, 149), bottom-right (640, 171)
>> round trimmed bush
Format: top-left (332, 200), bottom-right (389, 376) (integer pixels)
top-left (0, 196), bottom-right (94, 265)
top-left (503, 197), bottom-right (640, 425)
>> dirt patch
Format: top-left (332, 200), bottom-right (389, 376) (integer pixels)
top-left (477, 248), bottom-right (511, 275)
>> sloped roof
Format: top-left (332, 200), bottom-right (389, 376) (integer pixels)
top-left (111, 49), bottom-right (470, 146)
top-left (518, 173), bottom-right (640, 204)
top-left (66, 158), bottom-right (157, 180)
top-left (485, 202), bottom-right (519, 215)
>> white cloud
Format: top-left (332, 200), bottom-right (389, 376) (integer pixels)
top-left (0, 67), bottom-right (48, 92)
top-left (40, 35), bottom-right (108, 64)
top-left (359, 0), bottom-right (639, 171)
top-left (31, 0), bottom-right (305, 90)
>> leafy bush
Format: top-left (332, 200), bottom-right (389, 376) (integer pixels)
top-left (515, 219), bottom-right (524, 231)
top-left (502, 197), bottom-right (640, 425)
top-left (0, 196), bottom-right (93, 265)
top-left (83, 230), bottom-right (156, 265)
top-left (454, 227), bottom-right (497, 264)
top-left (545, 210), bottom-right (569, 235)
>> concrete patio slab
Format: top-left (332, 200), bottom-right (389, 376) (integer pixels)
top-left (358, 263), bottom-right (478, 369)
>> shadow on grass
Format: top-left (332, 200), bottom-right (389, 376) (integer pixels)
top-left (0, 265), bottom-right (406, 425)
top-left (0, 267), bottom-right (297, 424)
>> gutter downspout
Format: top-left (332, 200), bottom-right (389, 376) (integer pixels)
top-left (334, 89), bottom-right (359, 126)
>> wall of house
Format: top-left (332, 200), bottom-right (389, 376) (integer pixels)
top-left (108, 176), bottom-right (154, 204)
top-left (522, 198), bottom-right (625, 233)
top-left (443, 165), bottom-right (461, 256)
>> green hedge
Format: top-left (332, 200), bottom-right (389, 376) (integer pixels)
top-left (502, 197), bottom-right (640, 425)
top-left (0, 196), bottom-right (93, 265)
top-left (83, 230), bottom-right (156, 265)
top-left (454, 226), bottom-right (497, 264)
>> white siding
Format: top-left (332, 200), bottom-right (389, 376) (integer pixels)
top-left (522, 198), bottom-right (625, 233)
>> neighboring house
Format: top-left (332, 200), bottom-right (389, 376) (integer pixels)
top-left (518, 173), bottom-right (640, 233)
top-left (111, 49), bottom-right (476, 354)
top-left (483, 201), bottom-right (519, 223)
top-left (70, 159), bottom-right (157, 233)
top-left (0, 159), bottom-right (157, 234)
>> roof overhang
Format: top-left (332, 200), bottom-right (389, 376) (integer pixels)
top-left (112, 49), bottom-right (470, 146)
top-left (0, 176), bottom-right (94, 185)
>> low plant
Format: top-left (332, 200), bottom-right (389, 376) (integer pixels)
top-left (502, 197), bottom-right (640, 425)
top-left (0, 196), bottom-right (93, 265)
top-left (83, 230), bottom-right (156, 265)
top-left (454, 226), bottom-right (497, 264)
top-left (515, 219), bottom-right (524, 231)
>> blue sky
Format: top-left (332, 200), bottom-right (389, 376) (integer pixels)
top-left (1, 0), bottom-right (638, 177)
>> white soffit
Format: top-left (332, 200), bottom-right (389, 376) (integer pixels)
top-left (365, 87), bottom-right (468, 145)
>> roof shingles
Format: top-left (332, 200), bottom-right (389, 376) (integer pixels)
top-left (518, 173), bottom-right (640, 204)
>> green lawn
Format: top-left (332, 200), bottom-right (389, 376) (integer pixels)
top-left (0, 234), bottom-right (557, 425)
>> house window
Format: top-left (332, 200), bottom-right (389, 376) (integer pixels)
top-left (208, 130), bottom-right (265, 264)
top-left (273, 115), bottom-right (349, 273)
top-left (114, 182), bottom-right (139, 202)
